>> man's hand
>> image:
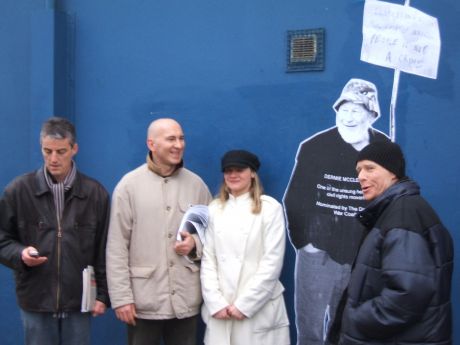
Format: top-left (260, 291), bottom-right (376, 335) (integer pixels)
top-left (92, 300), bottom-right (107, 317)
top-left (115, 303), bottom-right (137, 326)
top-left (228, 305), bottom-right (246, 320)
top-left (21, 247), bottom-right (47, 267)
top-left (174, 231), bottom-right (196, 256)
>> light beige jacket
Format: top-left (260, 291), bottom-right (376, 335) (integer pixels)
top-left (107, 164), bottom-right (212, 319)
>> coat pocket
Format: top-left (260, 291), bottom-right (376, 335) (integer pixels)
top-left (129, 266), bottom-right (159, 311)
top-left (129, 266), bottom-right (156, 278)
top-left (184, 261), bottom-right (200, 273)
top-left (75, 221), bottom-right (97, 260)
top-left (253, 293), bottom-right (290, 333)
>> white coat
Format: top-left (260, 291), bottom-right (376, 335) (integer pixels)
top-left (201, 193), bottom-right (290, 345)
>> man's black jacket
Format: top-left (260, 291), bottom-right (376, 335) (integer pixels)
top-left (331, 179), bottom-right (453, 345)
top-left (0, 168), bottom-right (110, 312)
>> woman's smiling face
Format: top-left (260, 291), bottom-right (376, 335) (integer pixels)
top-left (223, 166), bottom-right (254, 197)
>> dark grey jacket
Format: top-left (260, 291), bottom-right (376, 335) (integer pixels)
top-left (335, 179), bottom-right (453, 345)
top-left (0, 168), bottom-right (110, 312)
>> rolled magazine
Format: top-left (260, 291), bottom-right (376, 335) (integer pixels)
top-left (176, 204), bottom-right (209, 245)
top-left (81, 265), bottom-right (96, 312)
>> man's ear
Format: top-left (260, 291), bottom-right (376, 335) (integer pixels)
top-left (147, 139), bottom-right (155, 151)
top-left (72, 143), bottom-right (79, 156)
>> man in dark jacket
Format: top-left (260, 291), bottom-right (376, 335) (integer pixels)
top-left (330, 141), bottom-right (453, 345)
top-left (0, 117), bottom-right (110, 345)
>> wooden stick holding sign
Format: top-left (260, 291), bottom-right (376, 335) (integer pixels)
top-left (361, 0), bottom-right (440, 141)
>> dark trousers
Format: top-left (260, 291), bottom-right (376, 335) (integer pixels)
top-left (127, 315), bottom-right (198, 345)
top-left (295, 249), bottom-right (350, 345)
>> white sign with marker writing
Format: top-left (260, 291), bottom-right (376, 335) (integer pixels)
top-left (361, 0), bottom-right (440, 79)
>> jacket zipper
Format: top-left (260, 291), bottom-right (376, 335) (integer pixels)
top-left (56, 216), bottom-right (62, 311)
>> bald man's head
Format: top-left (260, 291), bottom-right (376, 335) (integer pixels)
top-left (146, 118), bottom-right (185, 173)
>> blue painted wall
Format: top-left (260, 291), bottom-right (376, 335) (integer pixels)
top-left (1, 0), bottom-right (458, 344)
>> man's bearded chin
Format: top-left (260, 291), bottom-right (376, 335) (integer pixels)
top-left (338, 126), bottom-right (370, 145)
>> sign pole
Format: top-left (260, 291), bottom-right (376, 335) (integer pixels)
top-left (389, 70), bottom-right (399, 142)
top-left (389, 0), bottom-right (411, 142)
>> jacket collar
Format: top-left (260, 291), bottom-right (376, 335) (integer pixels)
top-left (228, 192), bottom-right (251, 203)
top-left (146, 152), bottom-right (184, 177)
top-left (34, 167), bottom-right (86, 199)
top-left (356, 178), bottom-right (420, 229)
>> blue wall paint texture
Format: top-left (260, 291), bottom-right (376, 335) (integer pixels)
top-left (0, 0), bottom-right (458, 344)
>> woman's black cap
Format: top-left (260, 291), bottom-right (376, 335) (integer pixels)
top-left (221, 150), bottom-right (260, 172)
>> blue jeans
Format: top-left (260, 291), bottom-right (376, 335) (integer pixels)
top-left (20, 310), bottom-right (91, 345)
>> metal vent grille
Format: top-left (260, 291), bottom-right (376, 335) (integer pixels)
top-left (291, 37), bottom-right (317, 63)
top-left (287, 28), bottom-right (325, 72)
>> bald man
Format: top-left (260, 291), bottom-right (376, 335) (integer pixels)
top-left (107, 118), bottom-right (212, 345)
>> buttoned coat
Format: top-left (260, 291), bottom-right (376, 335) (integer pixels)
top-left (107, 164), bottom-right (211, 319)
top-left (201, 193), bottom-right (290, 345)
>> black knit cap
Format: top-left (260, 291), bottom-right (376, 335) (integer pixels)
top-left (221, 150), bottom-right (260, 172)
top-left (357, 141), bottom-right (406, 178)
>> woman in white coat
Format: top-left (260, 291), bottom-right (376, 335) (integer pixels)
top-left (201, 149), bottom-right (290, 345)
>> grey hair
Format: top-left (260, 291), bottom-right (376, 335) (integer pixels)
top-left (40, 117), bottom-right (76, 146)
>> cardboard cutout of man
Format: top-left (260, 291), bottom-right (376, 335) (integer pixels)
top-left (283, 79), bottom-right (390, 345)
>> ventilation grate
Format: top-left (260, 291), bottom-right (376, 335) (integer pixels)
top-left (287, 28), bottom-right (325, 72)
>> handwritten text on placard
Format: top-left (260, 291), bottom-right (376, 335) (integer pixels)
top-left (361, 0), bottom-right (440, 79)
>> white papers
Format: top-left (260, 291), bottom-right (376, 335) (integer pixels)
top-left (81, 265), bottom-right (96, 313)
top-left (361, 0), bottom-right (441, 79)
top-left (176, 204), bottom-right (209, 245)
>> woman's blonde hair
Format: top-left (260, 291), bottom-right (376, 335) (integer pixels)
top-left (218, 170), bottom-right (263, 214)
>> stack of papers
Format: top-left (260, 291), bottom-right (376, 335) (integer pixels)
top-left (81, 265), bottom-right (96, 312)
top-left (176, 204), bottom-right (209, 244)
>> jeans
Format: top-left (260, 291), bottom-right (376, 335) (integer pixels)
top-left (294, 248), bottom-right (350, 345)
top-left (127, 315), bottom-right (198, 345)
top-left (20, 310), bottom-right (91, 345)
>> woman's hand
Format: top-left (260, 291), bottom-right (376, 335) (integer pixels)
top-left (228, 305), bottom-right (246, 320)
top-left (212, 307), bottom-right (231, 320)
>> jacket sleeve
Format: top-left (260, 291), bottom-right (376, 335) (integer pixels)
top-left (106, 181), bottom-right (135, 309)
top-left (201, 207), bottom-right (230, 316)
top-left (0, 186), bottom-right (28, 270)
top-left (93, 185), bottom-right (111, 307)
top-left (283, 142), bottom-right (312, 249)
top-left (234, 200), bottom-right (286, 318)
top-left (187, 182), bottom-right (212, 261)
top-left (348, 228), bottom-right (436, 339)
top-left (201, 214), bottom-right (229, 315)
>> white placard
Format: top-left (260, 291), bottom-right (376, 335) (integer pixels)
top-left (361, 0), bottom-right (440, 79)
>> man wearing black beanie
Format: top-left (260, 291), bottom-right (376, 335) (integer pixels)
top-left (328, 141), bottom-right (453, 345)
